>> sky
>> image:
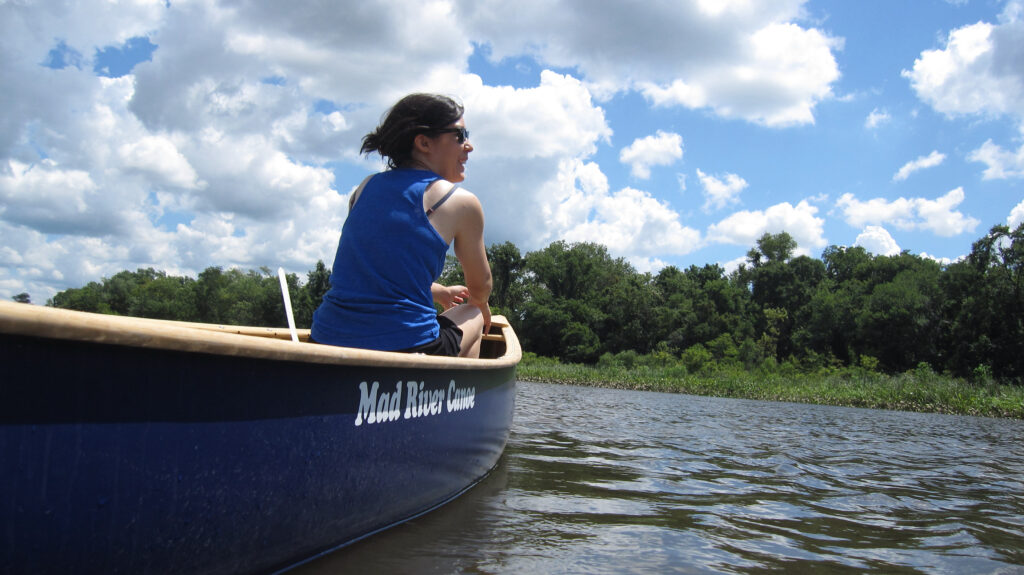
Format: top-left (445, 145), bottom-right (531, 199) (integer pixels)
top-left (2, 0), bottom-right (1023, 303)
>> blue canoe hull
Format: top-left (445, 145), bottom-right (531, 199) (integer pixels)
top-left (0, 303), bottom-right (518, 574)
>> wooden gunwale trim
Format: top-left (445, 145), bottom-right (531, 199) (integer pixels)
top-left (0, 301), bottom-right (521, 371)
top-left (142, 316), bottom-right (509, 342)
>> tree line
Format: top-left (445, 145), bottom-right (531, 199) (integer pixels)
top-left (34, 223), bottom-right (1023, 384)
top-left (43, 263), bottom-right (331, 331)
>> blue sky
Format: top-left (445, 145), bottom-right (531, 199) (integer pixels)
top-left (1, 0), bottom-right (1022, 302)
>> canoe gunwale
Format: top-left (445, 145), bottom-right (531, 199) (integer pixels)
top-left (0, 301), bottom-right (521, 371)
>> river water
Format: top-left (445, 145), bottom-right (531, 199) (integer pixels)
top-left (299, 381), bottom-right (1024, 574)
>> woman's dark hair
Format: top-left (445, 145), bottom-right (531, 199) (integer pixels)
top-left (361, 93), bottom-right (464, 170)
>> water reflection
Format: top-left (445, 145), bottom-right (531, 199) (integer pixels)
top-left (298, 382), bottom-right (1024, 574)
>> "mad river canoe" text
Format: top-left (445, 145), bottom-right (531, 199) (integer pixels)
top-left (354, 380), bottom-right (476, 426)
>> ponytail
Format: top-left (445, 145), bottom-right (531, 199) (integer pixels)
top-left (361, 94), bottom-right (464, 170)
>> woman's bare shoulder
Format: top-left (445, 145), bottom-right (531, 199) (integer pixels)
top-left (427, 179), bottom-right (480, 210)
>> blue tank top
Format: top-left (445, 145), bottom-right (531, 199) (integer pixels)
top-left (312, 169), bottom-right (448, 350)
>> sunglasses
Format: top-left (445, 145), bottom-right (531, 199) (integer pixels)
top-left (431, 127), bottom-right (470, 144)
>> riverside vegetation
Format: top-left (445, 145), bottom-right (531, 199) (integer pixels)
top-left (517, 353), bottom-right (1024, 419)
top-left (24, 223), bottom-right (1023, 418)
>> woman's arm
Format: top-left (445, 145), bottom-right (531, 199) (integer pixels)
top-left (451, 193), bottom-right (492, 334)
top-left (431, 283), bottom-right (470, 310)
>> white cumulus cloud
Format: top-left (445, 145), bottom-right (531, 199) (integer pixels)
top-left (893, 150), bottom-right (946, 181)
top-left (969, 138), bottom-right (1024, 179)
top-left (464, 0), bottom-right (842, 126)
top-left (902, 6), bottom-right (1024, 120)
top-left (697, 169), bottom-right (747, 212)
top-left (865, 107), bottom-right (891, 130)
top-left (619, 131), bottom-right (683, 179)
top-left (854, 225), bottom-right (901, 256)
top-left (540, 159), bottom-right (703, 267)
top-left (1007, 198), bottom-right (1024, 228)
top-left (903, 2), bottom-right (1024, 180)
top-left (640, 22), bottom-right (841, 126)
top-left (706, 199), bottom-right (827, 257)
top-left (836, 188), bottom-right (980, 237)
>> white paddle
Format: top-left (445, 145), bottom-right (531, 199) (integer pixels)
top-left (277, 267), bottom-right (299, 343)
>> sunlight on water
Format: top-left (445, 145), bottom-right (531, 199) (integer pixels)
top-left (300, 381), bottom-right (1024, 574)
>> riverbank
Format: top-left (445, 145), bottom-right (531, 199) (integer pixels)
top-left (517, 354), bottom-right (1024, 419)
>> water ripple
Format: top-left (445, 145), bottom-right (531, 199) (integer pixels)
top-left (300, 382), bottom-right (1024, 574)
top-left (502, 384), bottom-right (1024, 573)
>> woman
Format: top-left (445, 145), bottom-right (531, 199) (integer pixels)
top-left (311, 94), bottom-right (492, 358)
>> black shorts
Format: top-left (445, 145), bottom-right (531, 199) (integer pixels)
top-left (396, 315), bottom-right (463, 357)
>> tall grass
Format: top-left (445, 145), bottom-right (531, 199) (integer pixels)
top-left (517, 353), bottom-right (1024, 419)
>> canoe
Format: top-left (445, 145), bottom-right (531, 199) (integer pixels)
top-left (0, 300), bottom-right (519, 574)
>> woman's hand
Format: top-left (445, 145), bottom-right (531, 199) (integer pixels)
top-left (432, 283), bottom-right (471, 310)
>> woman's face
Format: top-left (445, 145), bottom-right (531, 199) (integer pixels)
top-left (424, 117), bottom-right (473, 183)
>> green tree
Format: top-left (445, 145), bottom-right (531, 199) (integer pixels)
top-left (804, 245), bottom-right (874, 364)
top-left (855, 258), bottom-right (942, 372)
top-left (681, 343), bottom-right (713, 374)
top-left (758, 307), bottom-right (788, 361)
top-left (487, 241), bottom-right (526, 322)
top-left (305, 260), bottom-right (331, 301)
top-left (560, 321), bottom-right (601, 363)
top-left (437, 253), bottom-right (465, 286)
top-left (599, 271), bottom-right (661, 355)
top-left (48, 281), bottom-right (109, 312)
top-left (192, 267), bottom-right (289, 327)
top-left (652, 265), bottom-right (696, 352)
top-left (652, 263), bottom-right (755, 356)
top-left (295, 260), bottom-right (331, 328)
top-left (195, 267), bottom-right (231, 323)
top-left (525, 241), bottom-right (634, 302)
top-left (518, 300), bottom-right (570, 358)
top-left (941, 224), bottom-right (1024, 382)
top-left (520, 241), bottom-right (634, 360)
top-left (746, 231), bottom-right (797, 268)
top-left (104, 269), bottom-right (164, 315)
top-left (12, 293), bottom-right (31, 304)
top-left (131, 275), bottom-right (197, 320)
top-left (742, 232), bottom-right (824, 361)
top-left (706, 332), bottom-right (739, 364)
top-left (822, 245), bottom-right (873, 284)
top-left (792, 282), bottom-right (857, 365)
